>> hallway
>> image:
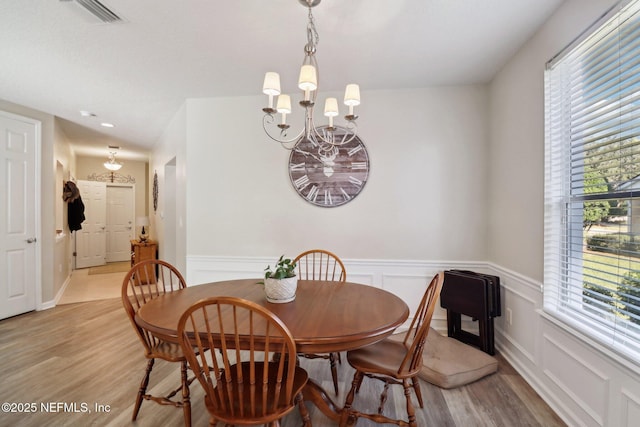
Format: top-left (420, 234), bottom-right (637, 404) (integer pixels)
top-left (58, 263), bottom-right (125, 305)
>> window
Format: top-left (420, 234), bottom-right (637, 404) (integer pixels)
top-left (544, 0), bottom-right (640, 363)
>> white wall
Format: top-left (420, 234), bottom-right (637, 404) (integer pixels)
top-left (52, 120), bottom-right (75, 303)
top-left (184, 86), bottom-right (489, 262)
top-left (488, 1), bottom-right (640, 426)
top-left (151, 103), bottom-right (188, 274)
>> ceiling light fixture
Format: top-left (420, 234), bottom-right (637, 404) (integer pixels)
top-left (103, 151), bottom-right (122, 171)
top-left (101, 122), bottom-right (114, 128)
top-left (261, 0), bottom-right (360, 150)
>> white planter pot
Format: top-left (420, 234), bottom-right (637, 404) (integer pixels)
top-left (264, 277), bottom-right (298, 303)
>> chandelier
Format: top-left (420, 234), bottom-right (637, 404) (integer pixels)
top-left (103, 151), bottom-right (122, 171)
top-left (261, 0), bottom-right (360, 149)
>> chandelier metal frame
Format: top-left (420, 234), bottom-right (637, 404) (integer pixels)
top-left (261, 0), bottom-right (360, 150)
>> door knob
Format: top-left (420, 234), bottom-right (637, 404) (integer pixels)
top-left (26, 238), bottom-right (37, 243)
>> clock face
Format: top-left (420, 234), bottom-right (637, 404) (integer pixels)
top-left (288, 130), bottom-right (370, 207)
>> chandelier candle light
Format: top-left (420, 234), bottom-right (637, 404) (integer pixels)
top-left (261, 0), bottom-right (360, 149)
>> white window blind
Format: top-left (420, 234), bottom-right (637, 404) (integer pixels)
top-left (544, 0), bottom-right (640, 363)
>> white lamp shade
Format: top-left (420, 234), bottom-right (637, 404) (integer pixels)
top-left (344, 84), bottom-right (361, 106)
top-left (324, 98), bottom-right (339, 117)
top-left (263, 72), bottom-right (281, 96)
top-left (276, 95), bottom-right (292, 114)
top-left (137, 216), bottom-right (149, 227)
top-left (298, 65), bottom-right (318, 91)
top-left (103, 161), bottom-right (122, 171)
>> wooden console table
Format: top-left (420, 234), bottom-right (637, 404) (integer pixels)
top-left (130, 240), bottom-right (158, 284)
top-left (130, 239), bottom-right (157, 266)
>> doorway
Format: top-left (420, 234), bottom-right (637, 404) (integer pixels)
top-left (106, 185), bottom-right (135, 262)
top-left (163, 158), bottom-right (177, 265)
top-left (75, 180), bottom-right (135, 268)
top-left (0, 111), bottom-right (41, 320)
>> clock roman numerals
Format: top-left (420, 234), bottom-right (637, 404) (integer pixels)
top-left (348, 176), bottom-right (363, 186)
top-left (294, 175), bottom-right (310, 190)
top-left (348, 145), bottom-right (363, 157)
top-left (290, 162), bottom-right (305, 172)
top-left (306, 185), bottom-right (319, 202)
top-left (324, 189), bottom-right (333, 205)
top-left (351, 162), bottom-right (367, 170)
top-left (340, 188), bottom-right (351, 201)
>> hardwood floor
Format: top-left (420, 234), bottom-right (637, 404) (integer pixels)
top-left (0, 295), bottom-right (566, 426)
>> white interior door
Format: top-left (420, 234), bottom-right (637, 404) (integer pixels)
top-left (75, 180), bottom-right (106, 269)
top-left (106, 185), bottom-right (134, 262)
top-left (0, 112), bottom-right (39, 320)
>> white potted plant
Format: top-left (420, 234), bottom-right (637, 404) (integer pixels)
top-left (262, 255), bottom-right (298, 303)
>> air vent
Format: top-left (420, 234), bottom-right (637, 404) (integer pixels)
top-left (60, 0), bottom-right (122, 24)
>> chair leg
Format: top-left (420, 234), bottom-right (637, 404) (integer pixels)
top-left (133, 358), bottom-right (155, 421)
top-left (329, 352), bottom-right (339, 395)
top-left (340, 370), bottom-right (362, 426)
top-left (403, 379), bottom-right (418, 427)
top-left (180, 360), bottom-right (192, 427)
top-left (411, 376), bottom-right (424, 408)
top-left (355, 370), bottom-right (364, 393)
top-left (342, 371), bottom-right (361, 415)
top-left (295, 392), bottom-right (311, 427)
top-left (378, 381), bottom-right (391, 414)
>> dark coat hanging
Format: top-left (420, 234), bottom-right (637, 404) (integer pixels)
top-left (63, 181), bottom-right (85, 231)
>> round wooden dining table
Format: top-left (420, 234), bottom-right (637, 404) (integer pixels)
top-left (135, 278), bottom-right (410, 424)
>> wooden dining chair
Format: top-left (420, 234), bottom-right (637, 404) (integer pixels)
top-left (293, 249), bottom-right (346, 395)
top-left (177, 296), bottom-right (311, 427)
top-left (294, 248), bottom-right (346, 282)
top-left (340, 272), bottom-right (444, 427)
top-left (121, 259), bottom-right (194, 427)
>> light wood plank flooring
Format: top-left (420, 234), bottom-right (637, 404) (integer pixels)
top-left (0, 289), bottom-right (566, 426)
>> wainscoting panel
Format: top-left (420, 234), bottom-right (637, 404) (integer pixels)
top-left (621, 388), bottom-right (640, 427)
top-left (542, 333), bottom-right (610, 426)
top-left (187, 256), bottom-right (484, 331)
top-left (500, 286), bottom-right (537, 364)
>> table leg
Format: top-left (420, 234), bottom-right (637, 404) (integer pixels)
top-left (302, 378), bottom-right (343, 423)
top-left (303, 377), bottom-right (364, 426)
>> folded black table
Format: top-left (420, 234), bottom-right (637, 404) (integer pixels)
top-left (440, 270), bottom-right (501, 355)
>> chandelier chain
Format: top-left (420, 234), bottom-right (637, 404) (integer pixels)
top-left (307, 7), bottom-right (319, 51)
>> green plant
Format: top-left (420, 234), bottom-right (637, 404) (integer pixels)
top-left (263, 255), bottom-right (297, 280)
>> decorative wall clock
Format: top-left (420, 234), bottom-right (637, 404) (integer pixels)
top-left (288, 129), bottom-right (369, 207)
top-left (152, 171), bottom-right (158, 212)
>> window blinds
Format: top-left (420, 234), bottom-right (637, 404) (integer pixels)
top-left (544, 0), bottom-right (640, 363)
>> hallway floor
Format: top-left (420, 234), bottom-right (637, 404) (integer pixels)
top-left (59, 265), bottom-right (124, 305)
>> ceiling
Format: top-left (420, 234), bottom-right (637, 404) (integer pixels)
top-left (0, 0), bottom-right (563, 161)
